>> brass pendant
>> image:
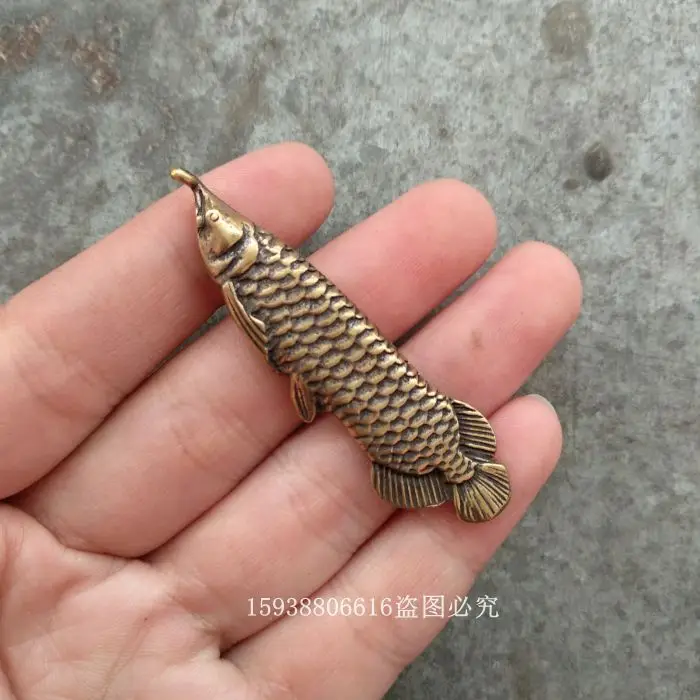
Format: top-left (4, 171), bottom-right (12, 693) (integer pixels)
top-left (171, 169), bottom-right (511, 523)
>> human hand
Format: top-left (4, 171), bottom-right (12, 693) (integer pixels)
top-left (0, 143), bottom-right (581, 699)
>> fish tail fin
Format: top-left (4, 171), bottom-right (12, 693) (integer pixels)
top-left (449, 398), bottom-right (510, 522)
top-left (451, 462), bottom-right (511, 523)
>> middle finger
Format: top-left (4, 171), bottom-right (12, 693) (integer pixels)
top-left (20, 179), bottom-right (497, 556)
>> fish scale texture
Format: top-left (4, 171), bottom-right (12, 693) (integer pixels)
top-left (235, 229), bottom-right (464, 478)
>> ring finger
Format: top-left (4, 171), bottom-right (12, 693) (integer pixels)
top-left (152, 242), bottom-right (581, 648)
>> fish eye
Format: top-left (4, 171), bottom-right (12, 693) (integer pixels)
top-left (207, 211), bottom-right (220, 222)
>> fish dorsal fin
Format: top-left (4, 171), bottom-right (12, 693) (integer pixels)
top-left (371, 463), bottom-right (449, 509)
top-left (451, 399), bottom-right (497, 462)
top-left (291, 373), bottom-right (317, 423)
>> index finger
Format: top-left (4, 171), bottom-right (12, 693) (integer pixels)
top-left (0, 142), bottom-right (334, 498)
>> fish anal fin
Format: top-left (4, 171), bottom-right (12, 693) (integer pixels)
top-left (222, 281), bottom-right (268, 359)
top-left (371, 463), bottom-right (449, 510)
top-left (451, 462), bottom-right (511, 523)
top-left (291, 373), bottom-right (317, 423)
top-left (451, 399), bottom-right (497, 462)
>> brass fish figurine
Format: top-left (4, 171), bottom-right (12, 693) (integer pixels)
top-left (171, 168), bottom-right (511, 523)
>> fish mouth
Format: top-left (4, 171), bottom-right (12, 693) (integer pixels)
top-left (171, 167), bottom-right (206, 229)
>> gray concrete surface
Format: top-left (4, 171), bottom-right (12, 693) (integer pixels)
top-left (1, 1), bottom-right (698, 698)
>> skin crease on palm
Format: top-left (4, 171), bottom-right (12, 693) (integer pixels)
top-left (0, 143), bottom-right (582, 700)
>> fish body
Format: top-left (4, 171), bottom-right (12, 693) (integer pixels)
top-left (235, 232), bottom-right (475, 481)
top-left (171, 168), bottom-right (511, 523)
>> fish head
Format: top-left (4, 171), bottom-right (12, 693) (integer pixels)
top-left (171, 168), bottom-right (257, 280)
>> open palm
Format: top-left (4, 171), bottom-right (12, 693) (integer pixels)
top-left (0, 143), bottom-right (581, 699)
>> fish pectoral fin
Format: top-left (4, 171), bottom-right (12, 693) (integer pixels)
top-left (222, 281), bottom-right (268, 359)
top-left (291, 373), bottom-right (317, 423)
top-left (451, 461), bottom-right (511, 523)
top-left (371, 463), bottom-right (449, 509)
top-left (450, 399), bottom-right (497, 462)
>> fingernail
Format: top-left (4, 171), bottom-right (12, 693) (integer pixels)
top-left (529, 394), bottom-right (557, 415)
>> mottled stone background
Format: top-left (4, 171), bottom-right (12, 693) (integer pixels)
top-left (1, 1), bottom-right (698, 698)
